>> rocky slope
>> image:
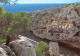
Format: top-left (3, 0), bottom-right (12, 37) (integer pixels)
top-left (26, 3), bottom-right (80, 44)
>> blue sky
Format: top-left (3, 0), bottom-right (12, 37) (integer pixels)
top-left (16, 0), bottom-right (80, 4)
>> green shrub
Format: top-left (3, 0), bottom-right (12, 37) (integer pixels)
top-left (0, 7), bottom-right (5, 15)
top-left (0, 37), bottom-right (6, 44)
top-left (35, 41), bottom-right (51, 56)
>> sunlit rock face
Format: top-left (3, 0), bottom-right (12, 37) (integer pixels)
top-left (26, 3), bottom-right (80, 42)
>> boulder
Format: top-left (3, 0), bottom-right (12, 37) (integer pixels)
top-left (0, 39), bottom-right (36, 56)
top-left (49, 42), bottom-right (59, 56)
top-left (9, 40), bottom-right (36, 56)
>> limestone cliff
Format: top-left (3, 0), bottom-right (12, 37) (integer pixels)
top-left (26, 3), bottom-right (80, 43)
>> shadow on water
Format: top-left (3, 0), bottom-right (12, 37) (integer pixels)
top-left (20, 32), bottom-right (80, 56)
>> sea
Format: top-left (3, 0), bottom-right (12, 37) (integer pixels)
top-left (0, 4), bottom-right (67, 13)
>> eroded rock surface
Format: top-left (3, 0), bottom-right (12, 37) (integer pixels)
top-left (26, 3), bottom-right (80, 43)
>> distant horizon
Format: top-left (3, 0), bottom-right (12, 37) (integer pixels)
top-left (0, 0), bottom-right (80, 4)
top-left (17, 2), bottom-right (80, 4)
top-left (16, 2), bottom-right (70, 4)
top-left (15, 0), bottom-right (80, 4)
top-left (0, 2), bottom-right (78, 4)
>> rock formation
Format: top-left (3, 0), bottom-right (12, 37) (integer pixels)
top-left (26, 3), bottom-right (80, 43)
top-left (0, 36), bottom-right (36, 56)
top-left (49, 42), bottom-right (59, 56)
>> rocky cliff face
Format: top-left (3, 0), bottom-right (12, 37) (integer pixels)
top-left (26, 3), bottom-right (80, 43)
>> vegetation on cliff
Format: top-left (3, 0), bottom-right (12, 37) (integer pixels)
top-left (0, 7), bottom-right (33, 44)
top-left (35, 41), bottom-right (51, 56)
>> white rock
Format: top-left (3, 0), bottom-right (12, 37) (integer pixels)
top-left (0, 47), bottom-right (8, 56)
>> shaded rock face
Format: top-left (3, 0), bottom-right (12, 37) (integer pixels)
top-left (0, 40), bottom-right (36, 56)
top-left (26, 3), bottom-right (80, 43)
top-left (49, 42), bottom-right (59, 56)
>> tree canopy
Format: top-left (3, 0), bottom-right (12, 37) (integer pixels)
top-left (0, 0), bottom-right (18, 3)
top-left (0, 7), bottom-right (33, 41)
top-left (0, 7), bottom-right (5, 15)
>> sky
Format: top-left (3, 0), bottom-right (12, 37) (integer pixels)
top-left (16, 0), bottom-right (80, 4)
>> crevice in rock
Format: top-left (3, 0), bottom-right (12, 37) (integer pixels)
top-left (74, 8), bottom-right (80, 17)
top-left (74, 31), bottom-right (80, 37)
